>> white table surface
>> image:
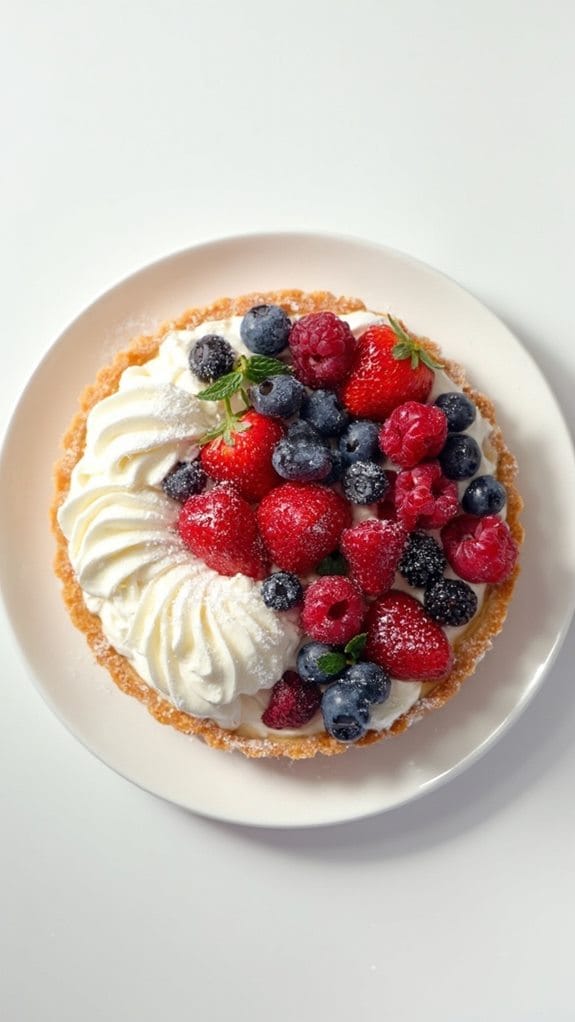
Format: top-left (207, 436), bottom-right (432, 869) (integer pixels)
top-left (2, 2), bottom-right (574, 1020)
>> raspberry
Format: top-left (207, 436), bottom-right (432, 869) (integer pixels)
top-left (379, 401), bottom-right (447, 469)
top-left (301, 576), bottom-right (366, 645)
top-left (341, 519), bottom-right (407, 597)
top-left (441, 514), bottom-right (519, 584)
top-left (394, 461), bottom-right (459, 530)
top-left (366, 590), bottom-right (453, 680)
top-left (257, 482), bottom-right (351, 574)
top-left (289, 312), bottom-right (355, 388)
top-left (178, 487), bottom-right (268, 579)
top-left (261, 671), bottom-right (321, 730)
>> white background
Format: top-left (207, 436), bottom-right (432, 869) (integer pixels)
top-left (1, 2), bottom-right (574, 1020)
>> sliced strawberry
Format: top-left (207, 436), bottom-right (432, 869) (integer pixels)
top-left (340, 519), bottom-right (407, 597)
top-left (178, 487), bottom-right (268, 579)
top-left (257, 482), bottom-right (351, 574)
top-left (340, 320), bottom-right (439, 421)
top-left (200, 410), bottom-right (284, 502)
top-left (366, 590), bottom-right (453, 680)
top-left (441, 514), bottom-right (519, 584)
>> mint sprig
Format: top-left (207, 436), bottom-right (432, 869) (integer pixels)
top-left (317, 631), bottom-right (369, 677)
top-left (196, 354), bottom-right (291, 446)
top-left (387, 314), bottom-right (444, 371)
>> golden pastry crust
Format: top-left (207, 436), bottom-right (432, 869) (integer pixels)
top-left (51, 290), bottom-right (524, 759)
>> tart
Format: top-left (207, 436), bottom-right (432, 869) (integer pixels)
top-left (51, 290), bottom-right (523, 758)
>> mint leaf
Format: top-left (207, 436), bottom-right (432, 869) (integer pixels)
top-left (317, 552), bottom-right (349, 576)
top-left (196, 371), bottom-right (244, 402)
top-left (317, 652), bottom-right (347, 677)
top-left (244, 356), bottom-right (292, 384)
top-left (344, 632), bottom-right (368, 661)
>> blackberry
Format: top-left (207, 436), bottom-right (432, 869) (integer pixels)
top-left (434, 392), bottom-right (476, 432)
top-left (300, 389), bottom-right (349, 437)
top-left (424, 578), bottom-right (478, 626)
top-left (189, 334), bottom-right (235, 382)
top-left (342, 461), bottom-right (389, 504)
top-left (161, 460), bottom-right (207, 502)
top-left (240, 304), bottom-right (292, 355)
top-left (398, 531), bottom-right (446, 588)
top-left (261, 572), bottom-right (303, 611)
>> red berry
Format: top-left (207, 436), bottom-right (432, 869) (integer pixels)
top-left (289, 312), bottom-right (355, 388)
top-left (340, 323), bottom-right (435, 421)
top-left (257, 482), bottom-right (351, 574)
top-left (301, 576), bottom-right (366, 644)
top-left (380, 401), bottom-right (447, 468)
top-left (394, 461), bottom-right (459, 530)
top-left (340, 519), bottom-right (407, 597)
top-left (178, 487), bottom-right (268, 579)
top-left (377, 470), bottom-right (398, 521)
top-left (200, 410), bottom-right (284, 502)
top-left (366, 591), bottom-right (453, 680)
top-left (441, 514), bottom-right (519, 584)
top-left (261, 671), bottom-right (322, 730)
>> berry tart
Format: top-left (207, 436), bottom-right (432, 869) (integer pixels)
top-left (52, 290), bottom-right (524, 758)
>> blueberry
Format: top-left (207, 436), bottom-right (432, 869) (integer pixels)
top-left (161, 460), bottom-right (207, 502)
top-left (323, 448), bottom-right (343, 485)
top-left (424, 578), bottom-right (478, 626)
top-left (189, 335), bottom-right (235, 382)
top-left (339, 421), bottom-right (380, 467)
top-left (462, 475), bottom-right (507, 516)
top-left (439, 434), bottom-right (482, 480)
top-left (398, 531), bottom-right (446, 588)
top-left (261, 571), bottom-right (303, 611)
top-left (240, 304), bottom-right (292, 355)
top-left (297, 642), bottom-right (343, 685)
top-left (249, 375), bottom-right (305, 419)
top-left (272, 438), bottom-right (332, 482)
top-left (435, 392), bottom-right (476, 432)
top-left (340, 662), bottom-right (391, 705)
top-left (287, 420), bottom-right (328, 446)
top-left (300, 390), bottom-right (349, 437)
top-left (321, 682), bottom-right (370, 742)
top-left (342, 461), bottom-right (389, 504)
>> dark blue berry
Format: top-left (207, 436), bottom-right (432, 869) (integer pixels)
top-left (342, 461), bottom-right (389, 504)
top-left (339, 421), bottom-right (380, 467)
top-left (424, 578), bottom-right (478, 626)
top-left (399, 531), bottom-right (446, 588)
top-left (462, 475), bottom-right (506, 516)
top-left (189, 335), bottom-right (235, 382)
top-left (287, 420), bottom-right (328, 446)
top-left (297, 642), bottom-right (343, 685)
top-left (439, 434), bottom-right (482, 480)
top-left (240, 304), bottom-right (292, 355)
top-left (300, 390), bottom-right (349, 437)
top-left (162, 460), bottom-right (207, 502)
top-left (435, 392), bottom-right (476, 432)
top-left (323, 448), bottom-right (343, 485)
top-left (321, 682), bottom-right (370, 742)
top-left (249, 375), bottom-right (305, 419)
top-left (261, 572), bottom-right (303, 611)
top-left (272, 438), bottom-right (332, 482)
top-left (340, 662), bottom-right (391, 705)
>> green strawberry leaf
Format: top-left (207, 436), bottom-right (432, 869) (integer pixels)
top-left (344, 632), bottom-right (368, 661)
top-left (198, 413), bottom-right (252, 447)
top-left (244, 355), bottom-right (293, 384)
top-left (388, 314), bottom-right (444, 371)
top-left (317, 652), bottom-right (347, 676)
top-left (196, 371), bottom-right (244, 402)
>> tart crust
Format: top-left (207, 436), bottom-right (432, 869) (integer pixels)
top-left (51, 290), bottom-right (524, 759)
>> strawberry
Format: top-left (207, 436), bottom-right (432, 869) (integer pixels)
top-left (365, 590), bottom-right (453, 680)
top-left (341, 519), bottom-right (407, 596)
top-left (200, 410), bottom-right (284, 502)
top-left (178, 487), bottom-right (268, 579)
top-left (257, 482), bottom-right (351, 574)
top-left (340, 318), bottom-right (441, 421)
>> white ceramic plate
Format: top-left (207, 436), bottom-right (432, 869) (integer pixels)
top-left (1, 232), bottom-right (574, 828)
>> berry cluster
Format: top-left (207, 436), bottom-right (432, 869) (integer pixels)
top-left (160, 303), bottom-right (518, 743)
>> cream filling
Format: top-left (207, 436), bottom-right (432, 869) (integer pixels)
top-left (58, 312), bottom-right (498, 736)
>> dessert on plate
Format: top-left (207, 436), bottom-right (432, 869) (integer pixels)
top-left (52, 290), bottom-right (523, 758)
